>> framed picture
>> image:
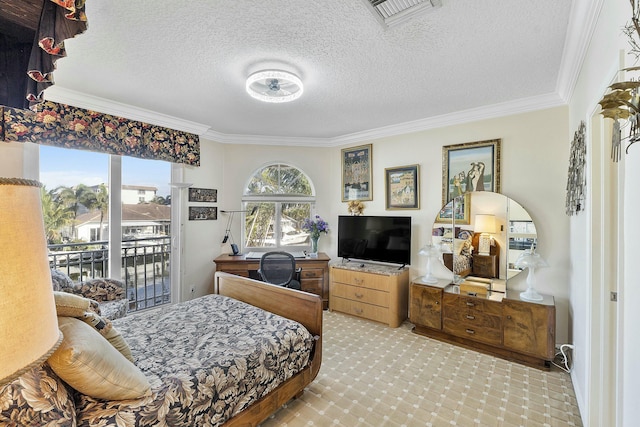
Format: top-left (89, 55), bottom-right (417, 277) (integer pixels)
top-left (188, 187), bottom-right (217, 203)
top-left (188, 206), bottom-right (217, 221)
top-left (442, 139), bottom-right (501, 204)
top-left (341, 144), bottom-right (373, 202)
top-left (436, 193), bottom-right (470, 224)
top-left (385, 164), bottom-right (419, 210)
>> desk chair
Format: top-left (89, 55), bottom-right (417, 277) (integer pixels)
top-left (258, 252), bottom-right (302, 290)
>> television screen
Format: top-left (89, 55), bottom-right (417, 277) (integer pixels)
top-left (337, 215), bottom-right (412, 266)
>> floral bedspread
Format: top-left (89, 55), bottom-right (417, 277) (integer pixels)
top-left (75, 294), bottom-right (315, 427)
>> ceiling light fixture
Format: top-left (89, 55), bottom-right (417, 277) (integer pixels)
top-left (246, 70), bottom-right (303, 103)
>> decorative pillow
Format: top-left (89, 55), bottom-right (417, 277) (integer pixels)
top-left (54, 291), bottom-right (100, 317)
top-left (81, 312), bottom-right (134, 362)
top-left (0, 364), bottom-right (76, 425)
top-left (50, 269), bottom-right (74, 292)
top-left (48, 317), bottom-right (151, 400)
top-left (99, 299), bottom-right (129, 321)
top-left (76, 278), bottom-right (126, 302)
top-left (453, 238), bottom-right (470, 255)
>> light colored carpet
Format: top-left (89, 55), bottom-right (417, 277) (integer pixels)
top-left (261, 310), bottom-right (582, 427)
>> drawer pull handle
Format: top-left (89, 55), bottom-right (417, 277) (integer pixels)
top-left (354, 308), bottom-right (363, 314)
top-left (466, 315), bottom-right (475, 320)
top-left (354, 278), bottom-right (363, 285)
top-left (466, 302), bottom-right (475, 307)
top-left (435, 301), bottom-right (439, 305)
top-left (354, 293), bottom-right (364, 299)
top-left (466, 329), bottom-right (475, 335)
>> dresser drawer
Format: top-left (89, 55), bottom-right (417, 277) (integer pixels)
top-left (443, 293), bottom-right (502, 316)
top-left (332, 282), bottom-right (389, 307)
top-left (301, 278), bottom-right (323, 295)
top-left (331, 296), bottom-right (389, 324)
top-left (442, 318), bottom-right (502, 346)
top-left (331, 268), bottom-right (392, 291)
top-left (443, 306), bottom-right (502, 330)
top-left (301, 268), bottom-right (324, 279)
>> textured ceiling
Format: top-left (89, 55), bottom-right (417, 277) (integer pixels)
top-left (43, 0), bottom-right (577, 144)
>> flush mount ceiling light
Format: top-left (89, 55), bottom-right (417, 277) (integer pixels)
top-left (245, 70), bottom-right (304, 103)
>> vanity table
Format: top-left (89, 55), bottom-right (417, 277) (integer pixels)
top-left (410, 278), bottom-right (556, 369)
top-left (421, 192), bottom-right (556, 369)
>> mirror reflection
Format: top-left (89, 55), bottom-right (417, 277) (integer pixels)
top-left (431, 192), bottom-right (537, 291)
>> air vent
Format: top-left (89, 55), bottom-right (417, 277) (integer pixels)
top-left (363, 0), bottom-right (442, 28)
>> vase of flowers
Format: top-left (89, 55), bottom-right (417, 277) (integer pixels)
top-left (302, 215), bottom-right (329, 257)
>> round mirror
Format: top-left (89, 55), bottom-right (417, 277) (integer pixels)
top-left (431, 192), bottom-right (537, 290)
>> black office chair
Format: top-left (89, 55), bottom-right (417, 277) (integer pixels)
top-left (258, 252), bottom-right (302, 290)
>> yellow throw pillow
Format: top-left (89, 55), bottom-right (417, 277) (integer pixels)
top-left (48, 317), bottom-right (151, 400)
top-left (53, 291), bottom-right (100, 317)
top-left (81, 311), bottom-right (134, 362)
top-left (53, 292), bottom-right (90, 318)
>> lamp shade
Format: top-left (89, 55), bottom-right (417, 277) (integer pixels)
top-left (514, 244), bottom-right (548, 302)
top-left (474, 214), bottom-right (496, 233)
top-left (0, 178), bottom-right (62, 385)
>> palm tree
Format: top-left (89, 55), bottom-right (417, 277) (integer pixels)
top-left (150, 195), bottom-right (171, 205)
top-left (56, 184), bottom-right (96, 239)
top-left (40, 186), bottom-right (74, 244)
top-left (82, 184), bottom-right (109, 241)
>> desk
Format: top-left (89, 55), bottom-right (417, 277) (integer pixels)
top-left (214, 252), bottom-right (331, 309)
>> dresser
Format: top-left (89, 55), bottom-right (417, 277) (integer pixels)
top-left (410, 278), bottom-right (556, 369)
top-left (330, 263), bottom-right (409, 327)
top-left (214, 253), bottom-right (330, 309)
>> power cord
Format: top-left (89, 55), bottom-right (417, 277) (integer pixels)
top-left (552, 344), bottom-right (574, 373)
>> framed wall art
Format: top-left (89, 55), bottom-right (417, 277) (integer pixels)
top-left (341, 144), bottom-right (373, 202)
top-left (436, 193), bottom-right (470, 224)
top-left (442, 139), bottom-right (501, 204)
top-left (188, 187), bottom-right (217, 203)
top-left (188, 206), bottom-right (217, 221)
top-left (385, 164), bottom-right (419, 210)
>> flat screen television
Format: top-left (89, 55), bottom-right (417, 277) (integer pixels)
top-left (337, 215), bottom-right (412, 266)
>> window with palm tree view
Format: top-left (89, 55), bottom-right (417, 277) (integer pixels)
top-left (243, 164), bottom-right (315, 250)
top-left (40, 145), bottom-right (172, 311)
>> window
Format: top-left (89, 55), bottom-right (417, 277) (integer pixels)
top-left (243, 164), bottom-right (315, 250)
top-left (40, 145), bottom-right (172, 311)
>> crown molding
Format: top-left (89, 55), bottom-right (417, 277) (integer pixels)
top-left (43, 86), bottom-right (211, 135)
top-left (556, 0), bottom-right (604, 103)
top-left (329, 92), bottom-right (566, 147)
top-left (201, 129), bottom-right (329, 146)
top-left (44, 86), bottom-right (565, 147)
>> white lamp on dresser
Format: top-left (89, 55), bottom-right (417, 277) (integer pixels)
top-left (515, 244), bottom-right (548, 302)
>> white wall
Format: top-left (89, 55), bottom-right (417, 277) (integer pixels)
top-left (567, 1), bottom-right (638, 425)
top-left (180, 138), bottom-right (226, 300)
top-left (328, 107), bottom-right (571, 344)
top-left (200, 107), bottom-right (571, 343)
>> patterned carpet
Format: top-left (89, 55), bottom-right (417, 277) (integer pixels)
top-left (261, 310), bottom-right (583, 427)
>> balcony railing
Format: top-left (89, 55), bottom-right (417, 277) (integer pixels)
top-left (49, 236), bottom-right (171, 312)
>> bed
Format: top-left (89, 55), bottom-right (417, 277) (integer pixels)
top-left (1, 272), bottom-right (323, 427)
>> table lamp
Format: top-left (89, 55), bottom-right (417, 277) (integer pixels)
top-left (419, 242), bottom-right (440, 284)
top-left (514, 244), bottom-right (548, 302)
top-left (475, 214), bottom-right (496, 256)
top-left (0, 178), bottom-right (63, 385)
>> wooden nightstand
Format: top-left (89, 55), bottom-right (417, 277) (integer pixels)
top-left (472, 254), bottom-right (498, 278)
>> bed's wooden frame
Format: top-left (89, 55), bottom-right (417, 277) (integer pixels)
top-left (213, 272), bottom-right (323, 427)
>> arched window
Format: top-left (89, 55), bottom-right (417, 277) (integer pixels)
top-left (242, 163), bottom-right (315, 251)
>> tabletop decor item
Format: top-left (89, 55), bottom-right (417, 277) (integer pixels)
top-left (302, 215), bottom-right (329, 257)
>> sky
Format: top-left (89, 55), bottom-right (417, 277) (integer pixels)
top-left (39, 145), bottom-right (171, 197)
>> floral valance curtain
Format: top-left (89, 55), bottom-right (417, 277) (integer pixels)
top-left (1, 101), bottom-right (200, 166)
